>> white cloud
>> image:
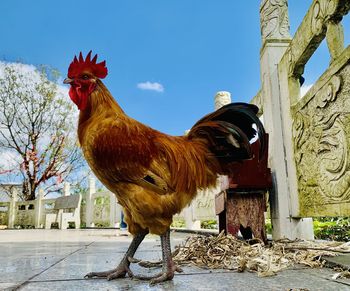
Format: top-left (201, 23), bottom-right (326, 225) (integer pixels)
top-left (137, 81), bottom-right (164, 92)
top-left (300, 84), bottom-right (313, 97)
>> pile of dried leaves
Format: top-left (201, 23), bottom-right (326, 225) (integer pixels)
top-left (170, 231), bottom-right (350, 277)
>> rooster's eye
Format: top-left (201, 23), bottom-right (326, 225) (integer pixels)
top-left (82, 75), bottom-right (89, 80)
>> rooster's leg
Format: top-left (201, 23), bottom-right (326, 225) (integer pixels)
top-left (128, 246), bottom-right (180, 268)
top-left (133, 229), bottom-right (183, 284)
top-left (84, 230), bottom-right (148, 280)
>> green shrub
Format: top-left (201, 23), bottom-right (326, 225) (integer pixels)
top-left (171, 218), bottom-right (185, 228)
top-left (201, 219), bottom-right (217, 230)
top-left (313, 217), bottom-right (350, 241)
top-left (265, 219), bottom-right (272, 234)
top-left (94, 221), bottom-right (110, 228)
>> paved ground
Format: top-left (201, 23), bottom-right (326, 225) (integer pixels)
top-left (1, 229), bottom-right (350, 291)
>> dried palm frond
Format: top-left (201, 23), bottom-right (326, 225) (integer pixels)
top-left (170, 231), bottom-right (350, 277)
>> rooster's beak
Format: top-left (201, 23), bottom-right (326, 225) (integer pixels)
top-left (63, 78), bottom-right (73, 84)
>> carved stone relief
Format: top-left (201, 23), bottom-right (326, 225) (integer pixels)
top-left (286, 47), bottom-right (296, 77)
top-left (293, 66), bottom-right (350, 215)
top-left (193, 188), bottom-right (216, 220)
top-left (283, 0), bottom-right (348, 81)
top-left (317, 116), bottom-right (350, 201)
top-left (316, 76), bottom-right (341, 108)
top-left (311, 0), bottom-right (338, 35)
top-left (326, 22), bottom-right (344, 62)
top-left (260, 0), bottom-right (291, 41)
top-left (311, 0), bottom-right (346, 62)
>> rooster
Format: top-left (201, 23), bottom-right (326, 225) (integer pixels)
top-left (64, 51), bottom-right (265, 284)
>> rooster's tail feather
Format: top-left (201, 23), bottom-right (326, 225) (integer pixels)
top-left (188, 102), bottom-right (265, 165)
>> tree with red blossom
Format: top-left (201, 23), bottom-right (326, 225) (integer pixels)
top-left (0, 62), bottom-right (85, 200)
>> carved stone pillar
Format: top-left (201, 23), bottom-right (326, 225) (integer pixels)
top-left (260, 0), bottom-right (291, 43)
top-left (214, 91), bottom-right (231, 110)
top-left (259, 0), bottom-right (314, 240)
top-left (63, 182), bottom-right (70, 196)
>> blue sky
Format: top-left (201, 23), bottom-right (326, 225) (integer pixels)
top-left (1, 0), bottom-right (348, 135)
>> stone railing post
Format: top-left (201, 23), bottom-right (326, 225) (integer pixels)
top-left (214, 91), bottom-right (231, 110)
top-left (86, 176), bottom-right (95, 227)
top-left (64, 182), bottom-right (70, 196)
top-left (184, 206), bottom-right (201, 230)
top-left (109, 192), bottom-right (117, 227)
top-left (8, 187), bottom-right (18, 228)
top-left (259, 0), bottom-right (313, 239)
top-left (115, 203), bottom-right (122, 227)
top-left (35, 188), bottom-right (44, 228)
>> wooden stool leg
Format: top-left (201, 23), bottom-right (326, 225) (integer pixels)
top-left (226, 192), bottom-right (267, 244)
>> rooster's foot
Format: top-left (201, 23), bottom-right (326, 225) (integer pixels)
top-left (131, 229), bottom-right (183, 285)
top-left (84, 263), bottom-right (134, 280)
top-left (85, 231), bottom-right (148, 281)
top-left (133, 264), bottom-right (183, 285)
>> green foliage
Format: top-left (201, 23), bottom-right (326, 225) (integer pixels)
top-left (67, 222), bottom-right (76, 229)
top-left (95, 196), bottom-right (109, 205)
top-left (171, 218), bottom-right (185, 228)
top-left (50, 222), bottom-right (59, 229)
top-left (171, 219), bottom-right (218, 229)
top-left (14, 224), bottom-right (35, 229)
top-left (313, 217), bottom-right (350, 241)
top-left (265, 219), bottom-right (272, 234)
top-left (201, 219), bottom-right (218, 229)
top-left (94, 221), bottom-right (110, 227)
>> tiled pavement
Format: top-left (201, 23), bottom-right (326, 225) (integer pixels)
top-left (1, 229), bottom-right (350, 291)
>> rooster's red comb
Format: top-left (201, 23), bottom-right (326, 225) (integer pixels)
top-left (68, 51), bottom-right (108, 79)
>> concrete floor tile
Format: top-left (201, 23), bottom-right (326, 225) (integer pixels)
top-left (2, 229), bottom-right (350, 291)
top-left (19, 269), bottom-right (350, 291)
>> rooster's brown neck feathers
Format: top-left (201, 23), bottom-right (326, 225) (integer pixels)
top-left (77, 79), bottom-right (125, 144)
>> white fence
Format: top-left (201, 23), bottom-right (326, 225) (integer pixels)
top-left (0, 187), bottom-right (59, 229)
top-left (0, 177), bottom-right (219, 230)
top-left (83, 176), bottom-right (220, 230)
